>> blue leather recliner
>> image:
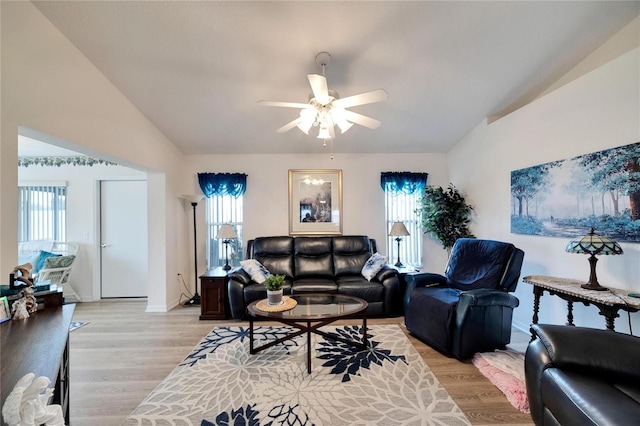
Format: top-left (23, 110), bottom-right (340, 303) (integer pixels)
top-left (404, 238), bottom-right (525, 360)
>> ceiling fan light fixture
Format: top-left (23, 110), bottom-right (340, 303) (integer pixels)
top-left (336, 119), bottom-right (353, 134)
top-left (258, 51), bottom-right (386, 146)
top-left (317, 126), bottom-right (332, 140)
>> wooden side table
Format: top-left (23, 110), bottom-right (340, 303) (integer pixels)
top-left (390, 265), bottom-right (419, 314)
top-left (199, 267), bottom-right (230, 320)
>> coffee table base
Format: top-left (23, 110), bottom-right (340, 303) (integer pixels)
top-left (249, 314), bottom-right (368, 374)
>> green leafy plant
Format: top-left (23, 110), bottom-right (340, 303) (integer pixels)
top-left (263, 274), bottom-right (285, 291)
top-left (416, 184), bottom-right (474, 254)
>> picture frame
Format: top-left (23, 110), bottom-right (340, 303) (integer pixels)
top-left (289, 169), bottom-right (343, 235)
top-left (0, 296), bottom-right (10, 323)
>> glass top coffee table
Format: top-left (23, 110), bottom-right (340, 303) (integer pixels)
top-left (247, 293), bottom-right (368, 374)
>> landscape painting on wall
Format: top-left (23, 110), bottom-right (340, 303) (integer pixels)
top-left (511, 142), bottom-right (640, 242)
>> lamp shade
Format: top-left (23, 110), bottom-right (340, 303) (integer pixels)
top-left (565, 227), bottom-right (623, 256)
top-left (216, 224), bottom-right (237, 240)
top-left (389, 221), bottom-right (410, 237)
top-left (181, 194), bottom-right (204, 204)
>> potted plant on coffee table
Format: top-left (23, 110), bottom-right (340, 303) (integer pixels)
top-left (264, 274), bottom-right (285, 305)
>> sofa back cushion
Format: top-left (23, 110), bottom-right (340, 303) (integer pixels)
top-left (333, 236), bottom-right (373, 277)
top-left (251, 236), bottom-right (294, 279)
top-left (294, 237), bottom-right (334, 279)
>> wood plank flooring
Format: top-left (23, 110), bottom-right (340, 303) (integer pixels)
top-left (68, 300), bottom-right (533, 425)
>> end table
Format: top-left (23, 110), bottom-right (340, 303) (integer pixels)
top-left (199, 267), bottom-right (230, 320)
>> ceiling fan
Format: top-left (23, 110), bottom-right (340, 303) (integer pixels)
top-left (258, 52), bottom-right (388, 140)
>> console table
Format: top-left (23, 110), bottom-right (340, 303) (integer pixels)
top-left (1, 304), bottom-right (74, 425)
top-left (523, 275), bottom-right (640, 333)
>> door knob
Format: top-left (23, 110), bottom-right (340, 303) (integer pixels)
top-left (101, 243), bottom-right (107, 248)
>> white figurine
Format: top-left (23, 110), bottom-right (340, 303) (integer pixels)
top-left (11, 297), bottom-right (30, 320)
top-left (1, 373), bottom-right (65, 426)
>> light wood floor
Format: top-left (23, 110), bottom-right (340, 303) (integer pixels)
top-left (69, 300), bottom-right (533, 425)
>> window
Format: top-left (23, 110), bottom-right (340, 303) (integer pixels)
top-left (199, 172), bottom-right (247, 270)
top-left (205, 194), bottom-right (243, 269)
top-left (381, 172), bottom-right (428, 268)
top-left (18, 182), bottom-right (67, 242)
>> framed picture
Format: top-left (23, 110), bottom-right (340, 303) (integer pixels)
top-left (289, 169), bottom-right (343, 235)
top-left (0, 296), bottom-right (10, 323)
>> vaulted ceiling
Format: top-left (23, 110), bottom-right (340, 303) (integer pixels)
top-left (31, 1), bottom-right (639, 155)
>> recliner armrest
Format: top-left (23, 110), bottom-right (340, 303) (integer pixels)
top-left (404, 272), bottom-right (447, 312)
top-left (530, 324), bottom-right (640, 381)
top-left (456, 288), bottom-right (519, 317)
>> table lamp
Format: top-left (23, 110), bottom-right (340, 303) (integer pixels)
top-left (565, 227), bottom-right (623, 291)
top-left (216, 224), bottom-right (238, 270)
top-left (389, 221), bottom-right (410, 267)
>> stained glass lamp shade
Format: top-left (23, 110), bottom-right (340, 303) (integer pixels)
top-left (565, 227), bottom-right (623, 291)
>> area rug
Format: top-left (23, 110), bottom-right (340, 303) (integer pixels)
top-left (472, 348), bottom-right (529, 413)
top-left (69, 321), bottom-right (89, 331)
top-left (124, 324), bottom-right (471, 425)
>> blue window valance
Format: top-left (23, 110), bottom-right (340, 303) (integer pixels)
top-left (380, 172), bottom-right (428, 195)
top-left (198, 173), bottom-right (247, 198)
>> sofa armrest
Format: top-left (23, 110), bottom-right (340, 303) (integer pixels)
top-left (526, 324), bottom-right (640, 425)
top-left (530, 324), bottom-right (640, 380)
top-left (227, 268), bottom-right (251, 285)
top-left (374, 265), bottom-right (397, 283)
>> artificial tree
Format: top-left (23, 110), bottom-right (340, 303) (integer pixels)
top-left (416, 184), bottom-right (474, 256)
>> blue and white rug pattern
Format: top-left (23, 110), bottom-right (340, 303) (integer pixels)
top-left (124, 325), bottom-right (470, 426)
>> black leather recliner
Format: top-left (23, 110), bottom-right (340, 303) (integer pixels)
top-left (227, 235), bottom-right (400, 318)
top-left (525, 324), bottom-right (640, 426)
top-left (404, 238), bottom-right (524, 360)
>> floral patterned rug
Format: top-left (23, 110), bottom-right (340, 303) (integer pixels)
top-left (124, 324), bottom-right (470, 425)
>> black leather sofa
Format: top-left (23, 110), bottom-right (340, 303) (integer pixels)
top-left (525, 324), bottom-right (640, 426)
top-left (227, 235), bottom-right (400, 319)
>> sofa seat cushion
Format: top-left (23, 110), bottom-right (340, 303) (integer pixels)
top-left (405, 287), bottom-right (462, 354)
top-left (292, 278), bottom-right (337, 293)
top-left (541, 369), bottom-right (640, 426)
top-left (336, 276), bottom-right (384, 302)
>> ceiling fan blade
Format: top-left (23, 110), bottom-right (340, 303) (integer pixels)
top-left (342, 110), bottom-right (381, 129)
top-left (308, 74), bottom-right (330, 105)
top-left (333, 89), bottom-right (388, 109)
top-left (258, 100), bottom-right (310, 109)
top-left (276, 117), bottom-right (303, 133)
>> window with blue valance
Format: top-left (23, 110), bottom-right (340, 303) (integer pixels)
top-left (198, 173), bottom-right (247, 198)
top-left (380, 172), bottom-right (428, 195)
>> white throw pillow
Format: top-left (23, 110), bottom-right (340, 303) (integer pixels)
top-left (361, 252), bottom-right (388, 281)
top-left (240, 259), bottom-right (271, 284)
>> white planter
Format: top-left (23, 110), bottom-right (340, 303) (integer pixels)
top-left (267, 289), bottom-right (283, 305)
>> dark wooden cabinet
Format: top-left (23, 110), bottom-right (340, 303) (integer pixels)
top-left (1, 303), bottom-right (74, 425)
top-left (200, 267), bottom-right (229, 319)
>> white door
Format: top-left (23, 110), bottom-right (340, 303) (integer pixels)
top-left (100, 180), bottom-right (148, 298)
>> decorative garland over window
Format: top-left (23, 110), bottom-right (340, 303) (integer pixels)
top-left (18, 156), bottom-right (118, 168)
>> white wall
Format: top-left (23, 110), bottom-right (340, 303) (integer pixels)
top-left (448, 27), bottom-right (640, 333)
top-left (183, 153), bottom-right (451, 274)
top-left (1, 2), bottom-right (190, 311)
top-left (18, 162), bottom-right (145, 301)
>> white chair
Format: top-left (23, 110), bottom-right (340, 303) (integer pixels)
top-left (18, 241), bottom-right (81, 302)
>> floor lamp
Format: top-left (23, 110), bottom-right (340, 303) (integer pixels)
top-left (389, 221), bottom-right (410, 267)
top-left (182, 194), bottom-right (204, 306)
